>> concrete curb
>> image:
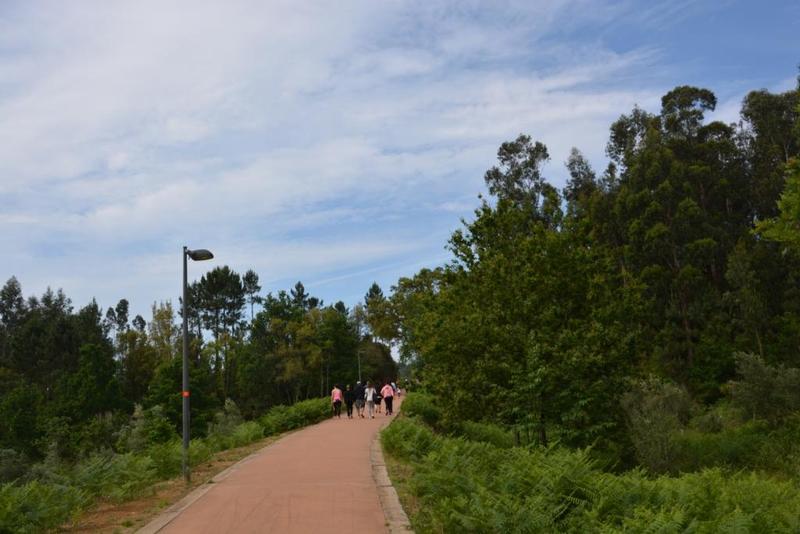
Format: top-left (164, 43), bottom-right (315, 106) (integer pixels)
top-left (371, 424), bottom-right (414, 533)
top-left (136, 438), bottom-right (282, 534)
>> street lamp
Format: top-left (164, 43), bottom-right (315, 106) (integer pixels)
top-left (357, 348), bottom-right (362, 383)
top-left (182, 246), bottom-right (213, 484)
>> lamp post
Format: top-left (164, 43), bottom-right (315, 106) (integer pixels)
top-left (182, 246), bottom-right (213, 484)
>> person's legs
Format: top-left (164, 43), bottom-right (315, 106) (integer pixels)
top-left (346, 402), bottom-right (353, 418)
top-left (334, 400), bottom-right (342, 417)
top-left (385, 396), bottom-right (393, 415)
top-left (367, 401), bottom-right (375, 418)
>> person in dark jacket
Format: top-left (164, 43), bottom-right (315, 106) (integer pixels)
top-left (343, 384), bottom-right (356, 419)
top-left (353, 381), bottom-right (366, 418)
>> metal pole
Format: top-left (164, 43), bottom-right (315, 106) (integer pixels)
top-left (182, 246), bottom-right (190, 484)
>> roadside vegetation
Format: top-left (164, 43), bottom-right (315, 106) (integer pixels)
top-left (377, 78), bottom-right (800, 531)
top-left (0, 397), bottom-right (329, 533)
top-left (385, 392), bottom-right (800, 532)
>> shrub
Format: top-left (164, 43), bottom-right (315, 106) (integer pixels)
top-left (621, 377), bottom-right (693, 473)
top-left (456, 421), bottom-right (514, 449)
top-left (70, 452), bottom-right (158, 502)
top-left (207, 399), bottom-right (244, 438)
top-left (0, 449), bottom-right (29, 484)
top-left (0, 481), bottom-right (86, 534)
top-left (381, 417), bottom-right (439, 461)
top-left (399, 392), bottom-right (441, 428)
top-left (670, 422), bottom-right (767, 472)
top-left (259, 398), bottom-right (329, 436)
top-left (730, 352), bottom-right (800, 424)
top-left (116, 405), bottom-right (177, 453)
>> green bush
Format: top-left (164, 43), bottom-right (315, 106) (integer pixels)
top-left (381, 417), bottom-right (439, 461)
top-left (70, 453), bottom-right (158, 502)
top-left (383, 416), bottom-right (800, 533)
top-left (116, 404), bottom-right (177, 453)
top-left (207, 399), bottom-right (244, 438)
top-left (670, 422), bottom-right (767, 472)
top-left (730, 352), bottom-right (800, 424)
top-left (0, 481), bottom-right (86, 534)
top-left (259, 398), bottom-right (329, 436)
top-left (399, 392), bottom-right (441, 428)
top-left (621, 377), bottom-right (694, 473)
top-left (0, 449), bottom-right (29, 484)
top-left (146, 440), bottom-right (183, 479)
top-left (456, 421), bottom-right (515, 448)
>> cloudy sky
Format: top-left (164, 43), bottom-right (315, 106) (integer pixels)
top-left (1, 0), bottom-right (797, 319)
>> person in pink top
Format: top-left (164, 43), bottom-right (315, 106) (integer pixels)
top-left (331, 384), bottom-right (343, 418)
top-left (380, 382), bottom-right (395, 416)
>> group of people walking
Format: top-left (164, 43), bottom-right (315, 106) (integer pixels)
top-left (330, 380), bottom-right (399, 419)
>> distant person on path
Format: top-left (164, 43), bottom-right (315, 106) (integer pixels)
top-left (331, 384), bottom-right (343, 418)
top-left (365, 381), bottom-right (377, 419)
top-left (381, 381), bottom-right (395, 415)
top-left (354, 381), bottom-right (366, 418)
top-left (344, 384), bottom-right (355, 419)
top-left (375, 387), bottom-right (383, 414)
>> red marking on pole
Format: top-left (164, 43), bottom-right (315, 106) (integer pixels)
top-left (182, 391), bottom-right (190, 397)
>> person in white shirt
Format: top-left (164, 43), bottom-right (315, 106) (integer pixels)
top-left (364, 381), bottom-right (377, 419)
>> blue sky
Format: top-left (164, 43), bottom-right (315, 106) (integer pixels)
top-left (0, 0), bottom-right (797, 320)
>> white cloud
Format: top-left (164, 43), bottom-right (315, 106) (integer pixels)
top-left (1, 0), bottom-right (739, 317)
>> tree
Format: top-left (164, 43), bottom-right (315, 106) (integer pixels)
top-left (148, 301), bottom-right (178, 362)
top-left (757, 158), bottom-right (800, 252)
top-left (57, 343), bottom-right (120, 420)
top-left (364, 282), bottom-right (395, 343)
top-left (242, 269), bottom-right (262, 321)
top-left (196, 266), bottom-right (246, 339)
top-left (290, 281), bottom-right (310, 309)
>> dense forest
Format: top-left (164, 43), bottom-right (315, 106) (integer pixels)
top-left (375, 80), bottom-right (800, 530)
top-left (0, 273), bottom-right (396, 469)
top-left (374, 80), bottom-right (800, 456)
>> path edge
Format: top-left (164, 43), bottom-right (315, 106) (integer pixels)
top-left (136, 437), bottom-right (282, 534)
top-left (371, 427), bottom-right (414, 533)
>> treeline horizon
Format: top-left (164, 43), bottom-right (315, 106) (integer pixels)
top-left (0, 270), bottom-right (397, 465)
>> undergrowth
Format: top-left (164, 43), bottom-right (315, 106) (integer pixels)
top-left (385, 393), bottom-right (800, 533)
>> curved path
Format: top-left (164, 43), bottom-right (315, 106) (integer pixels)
top-left (146, 400), bottom-right (401, 533)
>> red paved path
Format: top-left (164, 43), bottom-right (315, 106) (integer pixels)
top-left (159, 400), bottom-right (400, 533)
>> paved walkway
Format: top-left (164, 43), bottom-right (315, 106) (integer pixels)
top-left (155, 400), bottom-right (401, 533)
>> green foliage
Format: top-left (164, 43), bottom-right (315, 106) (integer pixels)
top-left (399, 392), bottom-right (442, 428)
top-left (456, 421), bottom-right (515, 449)
top-left (68, 452), bottom-right (158, 502)
top-left (116, 405), bottom-right (177, 453)
top-left (730, 352), bottom-right (800, 424)
top-left (383, 416), bottom-right (800, 533)
top-left (0, 481), bottom-right (86, 534)
top-left (621, 377), bottom-right (694, 473)
top-left (0, 449), bottom-right (29, 484)
top-left (259, 398), bottom-right (330, 436)
top-left (207, 399), bottom-right (244, 437)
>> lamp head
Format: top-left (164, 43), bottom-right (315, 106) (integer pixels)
top-left (186, 248), bottom-right (214, 261)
